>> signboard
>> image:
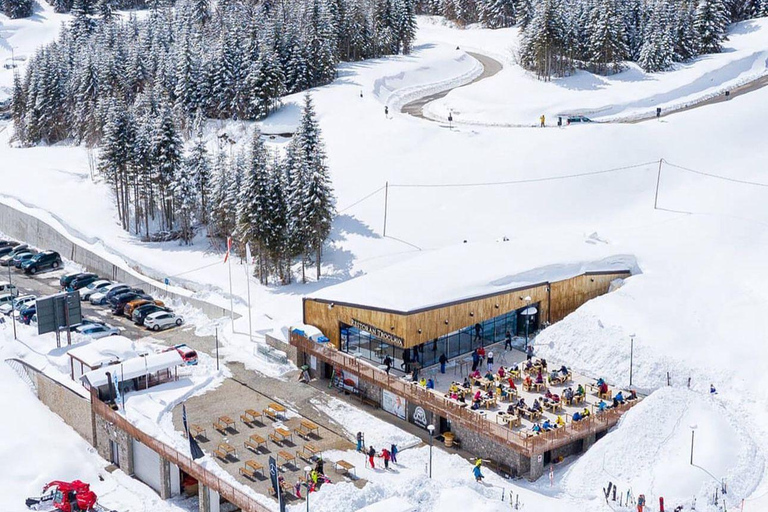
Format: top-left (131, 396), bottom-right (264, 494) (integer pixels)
top-left (412, 406), bottom-right (429, 429)
top-left (37, 291), bottom-right (82, 336)
top-left (382, 390), bottom-right (407, 420)
top-left (351, 318), bottom-right (404, 347)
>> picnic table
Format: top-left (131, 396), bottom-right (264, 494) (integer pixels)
top-left (265, 402), bottom-right (287, 420)
top-left (334, 459), bottom-right (356, 476)
top-left (189, 424), bottom-right (206, 439)
top-left (277, 450), bottom-right (296, 467)
top-left (245, 434), bottom-right (266, 452)
top-left (273, 427), bottom-right (294, 443)
top-left (477, 378), bottom-right (494, 390)
top-left (295, 419), bottom-right (320, 439)
top-left (239, 460), bottom-right (264, 479)
top-left (482, 397), bottom-right (497, 409)
top-left (543, 400), bottom-right (562, 413)
top-left (298, 443), bottom-right (319, 460)
top-left (241, 409), bottom-right (263, 424)
top-left (214, 442), bottom-right (237, 461)
top-left (213, 415), bottom-right (236, 433)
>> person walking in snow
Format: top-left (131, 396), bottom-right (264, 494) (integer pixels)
top-left (381, 447), bottom-right (391, 469)
top-left (473, 460), bottom-right (485, 482)
top-left (540, 114), bottom-right (546, 127)
top-left (439, 353), bottom-right (448, 374)
top-left (367, 446), bottom-right (376, 469)
top-left (487, 351), bottom-right (494, 372)
top-left (356, 432), bottom-right (364, 452)
top-left (710, 384), bottom-right (717, 394)
top-left (390, 443), bottom-right (398, 464)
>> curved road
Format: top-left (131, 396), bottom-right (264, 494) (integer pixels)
top-left (400, 51), bottom-right (768, 124)
top-left (401, 51), bottom-right (503, 119)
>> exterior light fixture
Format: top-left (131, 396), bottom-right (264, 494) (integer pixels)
top-left (444, 320), bottom-right (449, 325)
top-left (469, 312), bottom-right (474, 317)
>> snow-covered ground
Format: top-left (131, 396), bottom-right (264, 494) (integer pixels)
top-left (1, 8), bottom-right (768, 512)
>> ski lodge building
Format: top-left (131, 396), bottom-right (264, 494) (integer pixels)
top-left (289, 243), bottom-right (639, 480)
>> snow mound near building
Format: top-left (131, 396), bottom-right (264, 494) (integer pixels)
top-left (561, 387), bottom-right (763, 506)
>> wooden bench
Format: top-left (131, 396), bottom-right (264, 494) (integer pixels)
top-left (244, 409), bottom-right (263, 423)
top-left (263, 408), bottom-right (278, 421)
top-left (277, 450), bottom-right (296, 467)
top-left (334, 459), bottom-right (355, 476)
top-left (189, 424), bottom-right (206, 439)
top-left (239, 460), bottom-right (264, 479)
top-left (244, 434), bottom-right (267, 453)
top-left (213, 420), bottom-right (228, 433)
top-left (214, 447), bottom-right (229, 461)
top-left (298, 443), bottom-right (319, 461)
top-left (268, 433), bottom-right (283, 444)
top-left (294, 425), bottom-right (312, 439)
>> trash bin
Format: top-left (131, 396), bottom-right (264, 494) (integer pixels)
top-left (444, 432), bottom-right (455, 447)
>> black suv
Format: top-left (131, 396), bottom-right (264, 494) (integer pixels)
top-left (110, 291), bottom-right (152, 314)
top-left (133, 303), bottom-right (171, 326)
top-left (67, 273), bottom-right (100, 291)
top-left (22, 251), bottom-right (62, 275)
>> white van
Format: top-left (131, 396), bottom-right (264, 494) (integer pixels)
top-left (0, 293), bottom-right (15, 308)
top-left (0, 282), bottom-right (18, 297)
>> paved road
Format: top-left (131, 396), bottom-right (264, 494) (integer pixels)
top-left (401, 51), bottom-right (503, 119)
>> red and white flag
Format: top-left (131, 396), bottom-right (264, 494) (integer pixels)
top-left (224, 236), bottom-right (232, 263)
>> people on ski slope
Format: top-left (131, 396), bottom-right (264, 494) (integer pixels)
top-left (367, 446), bottom-right (376, 468)
top-left (380, 448), bottom-right (391, 469)
top-left (473, 459), bottom-right (485, 482)
top-left (390, 444), bottom-right (398, 463)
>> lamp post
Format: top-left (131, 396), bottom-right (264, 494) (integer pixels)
top-left (304, 465), bottom-right (312, 511)
top-left (629, 334), bottom-right (636, 387)
top-left (427, 424), bottom-right (435, 478)
top-left (690, 424), bottom-right (697, 465)
top-left (448, 111), bottom-right (453, 130)
top-left (8, 264), bottom-right (16, 340)
top-left (523, 296), bottom-right (532, 351)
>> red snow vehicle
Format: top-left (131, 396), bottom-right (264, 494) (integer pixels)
top-left (26, 480), bottom-right (100, 512)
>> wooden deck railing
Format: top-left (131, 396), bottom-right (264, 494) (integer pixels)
top-left (92, 398), bottom-right (271, 512)
top-left (291, 332), bottom-right (639, 457)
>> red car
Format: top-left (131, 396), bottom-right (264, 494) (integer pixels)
top-left (166, 343), bottom-right (198, 365)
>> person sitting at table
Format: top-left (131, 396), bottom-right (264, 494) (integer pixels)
top-left (542, 419), bottom-right (553, 431)
top-left (531, 398), bottom-right (542, 412)
top-left (612, 396), bottom-right (620, 408)
top-left (549, 369), bottom-right (560, 382)
top-left (484, 370), bottom-right (494, 381)
top-left (560, 365), bottom-right (568, 375)
top-left (555, 415), bottom-right (566, 427)
top-left (577, 384), bottom-right (586, 396)
top-left (597, 377), bottom-right (605, 387)
top-left (506, 403), bottom-right (517, 414)
top-left (524, 375), bottom-right (533, 389)
top-left (532, 423), bottom-right (542, 433)
top-left (419, 377), bottom-right (427, 387)
top-left (598, 400), bottom-right (608, 412)
top-left (458, 394), bottom-right (466, 403)
top-left (582, 407), bottom-right (591, 418)
top-left (516, 397), bottom-right (527, 409)
top-left (507, 378), bottom-right (517, 391)
top-left (470, 400), bottom-right (481, 410)
top-left (563, 387), bottom-right (574, 401)
top-left (540, 358), bottom-right (548, 371)
top-left (449, 392), bottom-right (459, 400)
top-left (599, 382), bottom-right (609, 395)
top-left (470, 369), bottom-right (481, 380)
top-left (545, 388), bottom-right (560, 403)
top-left (572, 411), bottom-right (582, 422)
top-left (614, 391), bottom-right (624, 403)
top-left (426, 378), bottom-right (435, 390)
top-left (535, 370), bottom-right (544, 384)
top-left (629, 389), bottom-right (638, 400)
top-left (462, 377), bottom-right (471, 388)
top-left (524, 359), bottom-right (534, 370)
top-left (497, 366), bottom-right (506, 378)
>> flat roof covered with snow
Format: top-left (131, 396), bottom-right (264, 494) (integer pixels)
top-left (81, 351), bottom-right (183, 388)
top-left (67, 335), bottom-right (147, 368)
top-left (309, 240), bottom-right (635, 313)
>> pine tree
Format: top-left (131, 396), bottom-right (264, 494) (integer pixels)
top-left (587, 0), bottom-right (629, 74)
top-left (514, 0), bottom-right (533, 29)
top-left (152, 107), bottom-right (183, 231)
top-left (695, 0), bottom-right (729, 53)
top-left (237, 129), bottom-right (272, 282)
top-left (3, 0), bottom-right (34, 19)
top-left (99, 100), bottom-right (136, 231)
top-left (209, 151), bottom-right (232, 238)
top-left (519, 0), bottom-right (570, 79)
top-left (480, 0), bottom-right (516, 28)
top-left (187, 112), bottom-right (212, 223)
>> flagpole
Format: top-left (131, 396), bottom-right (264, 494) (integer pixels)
top-left (244, 242), bottom-right (253, 343)
top-left (228, 237), bottom-right (234, 327)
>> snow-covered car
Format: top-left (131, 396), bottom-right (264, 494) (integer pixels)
top-left (144, 311), bottom-right (183, 331)
top-left (165, 343), bottom-right (198, 365)
top-left (567, 115), bottom-right (592, 124)
top-left (0, 295), bottom-right (35, 315)
top-left (74, 323), bottom-right (120, 339)
top-left (79, 279), bottom-right (112, 301)
top-left (90, 283), bottom-right (128, 305)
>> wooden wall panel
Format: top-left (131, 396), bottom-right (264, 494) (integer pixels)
top-left (305, 271), bottom-right (630, 349)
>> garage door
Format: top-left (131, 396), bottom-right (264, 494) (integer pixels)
top-left (132, 439), bottom-right (162, 494)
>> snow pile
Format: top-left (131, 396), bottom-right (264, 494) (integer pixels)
top-left (562, 387), bottom-right (763, 507)
top-left (311, 396), bottom-right (420, 450)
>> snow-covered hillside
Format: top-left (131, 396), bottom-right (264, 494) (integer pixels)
top-left (1, 8), bottom-right (768, 512)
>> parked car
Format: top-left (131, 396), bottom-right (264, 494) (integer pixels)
top-left (74, 322), bottom-right (120, 339)
top-left (110, 291), bottom-right (152, 314)
top-left (567, 115), bottom-right (592, 124)
top-left (0, 243), bottom-right (26, 258)
top-left (0, 240), bottom-right (19, 248)
top-left (0, 244), bottom-right (30, 265)
top-left (165, 343), bottom-right (198, 365)
top-left (144, 311), bottom-right (183, 331)
top-left (123, 298), bottom-right (164, 317)
top-left (0, 281), bottom-right (18, 297)
top-left (60, 272), bottom-right (86, 289)
top-left (12, 251), bottom-right (38, 268)
top-left (132, 303), bottom-right (171, 326)
top-left (0, 294), bottom-right (34, 315)
top-left (0, 293), bottom-right (16, 309)
top-left (68, 318), bottom-right (101, 332)
top-left (103, 284), bottom-right (137, 305)
top-left (66, 273), bottom-right (100, 291)
top-left (19, 304), bottom-right (36, 324)
top-left (22, 251), bottom-right (62, 274)
top-left (90, 283), bottom-right (129, 305)
top-left (79, 279), bottom-right (112, 301)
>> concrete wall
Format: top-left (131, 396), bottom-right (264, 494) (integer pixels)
top-left (451, 423), bottom-right (528, 477)
top-left (266, 333), bottom-right (297, 365)
top-left (0, 201), bottom-right (234, 320)
top-left (94, 414), bottom-right (135, 474)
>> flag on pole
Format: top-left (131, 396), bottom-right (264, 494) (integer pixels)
top-left (182, 404), bottom-right (205, 460)
top-left (269, 456), bottom-right (284, 512)
top-left (223, 236), bottom-right (232, 263)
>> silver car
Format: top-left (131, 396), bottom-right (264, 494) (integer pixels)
top-left (74, 323), bottom-right (120, 339)
top-left (80, 279), bottom-right (113, 301)
top-left (0, 294), bottom-right (34, 315)
top-left (144, 311), bottom-right (183, 331)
